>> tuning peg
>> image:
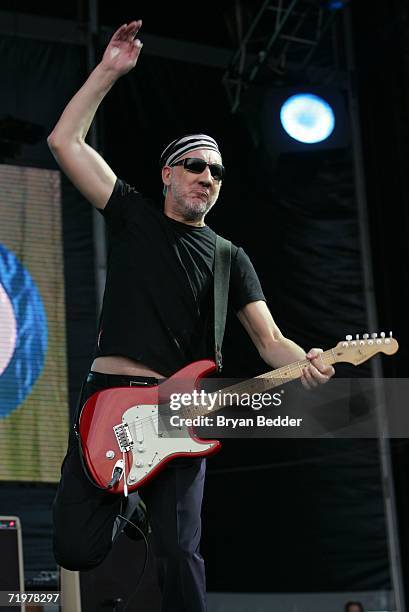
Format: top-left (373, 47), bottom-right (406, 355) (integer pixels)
top-left (346, 335), bottom-right (352, 341)
top-left (371, 333), bottom-right (377, 339)
top-left (380, 332), bottom-right (385, 338)
top-left (363, 333), bottom-right (369, 339)
top-left (389, 331), bottom-right (393, 337)
top-left (356, 334), bottom-right (360, 340)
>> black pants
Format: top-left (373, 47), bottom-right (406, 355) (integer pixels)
top-left (52, 372), bottom-right (207, 612)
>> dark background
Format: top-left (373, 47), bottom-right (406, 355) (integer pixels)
top-left (0, 0), bottom-right (408, 601)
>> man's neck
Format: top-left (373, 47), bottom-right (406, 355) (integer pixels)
top-left (163, 209), bottom-right (205, 227)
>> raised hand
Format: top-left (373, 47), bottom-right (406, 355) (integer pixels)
top-left (101, 20), bottom-right (143, 77)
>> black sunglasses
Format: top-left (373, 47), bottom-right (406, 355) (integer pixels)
top-left (171, 157), bottom-right (225, 181)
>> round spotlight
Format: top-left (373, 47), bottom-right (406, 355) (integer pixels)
top-left (280, 93), bottom-right (335, 144)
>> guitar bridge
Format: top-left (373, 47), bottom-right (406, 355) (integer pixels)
top-left (113, 422), bottom-right (134, 452)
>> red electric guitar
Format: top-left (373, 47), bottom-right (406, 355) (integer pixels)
top-left (78, 333), bottom-right (398, 495)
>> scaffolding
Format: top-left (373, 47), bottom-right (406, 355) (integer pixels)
top-left (222, 0), bottom-right (347, 112)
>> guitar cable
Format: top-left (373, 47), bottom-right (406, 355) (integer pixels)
top-left (122, 451), bottom-right (128, 497)
top-left (116, 513), bottom-right (149, 612)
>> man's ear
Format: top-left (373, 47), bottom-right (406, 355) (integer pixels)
top-left (162, 166), bottom-right (171, 188)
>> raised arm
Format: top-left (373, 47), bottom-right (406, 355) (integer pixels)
top-left (47, 21), bottom-right (143, 209)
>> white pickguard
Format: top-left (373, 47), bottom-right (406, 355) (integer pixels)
top-left (114, 403), bottom-right (215, 487)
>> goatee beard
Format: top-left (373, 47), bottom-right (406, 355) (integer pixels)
top-left (181, 204), bottom-right (209, 222)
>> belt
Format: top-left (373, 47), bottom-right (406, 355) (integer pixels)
top-left (86, 371), bottom-right (164, 387)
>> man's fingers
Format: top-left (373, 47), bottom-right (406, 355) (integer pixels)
top-left (112, 20), bottom-right (142, 42)
top-left (311, 359), bottom-right (335, 377)
top-left (301, 347), bottom-right (335, 389)
top-left (323, 365), bottom-right (335, 376)
top-left (124, 20), bottom-right (142, 39)
top-left (112, 23), bottom-right (128, 40)
top-left (130, 20), bottom-right (142, 38)
top-left (302, 364), bottom-right (328, 388)
top-left (310, 359), bottom-right (334, 376)
top-left (306, 347), bottom-right (323, 359)
top-left (301, 369), bottom-right (315, 390)
top-left (306, 348), bottom-right (335, 376)
top-left (304, 367), bottom-right (320, 387)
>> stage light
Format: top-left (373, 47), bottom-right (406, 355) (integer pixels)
top-left (280, 93), bottom-right (335, 144)
top-left (239, 85), bottom-right (349, 159)
top-left (327, 0), bottom-right (350, 10)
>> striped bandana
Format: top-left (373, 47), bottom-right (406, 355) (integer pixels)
top-left (160, 134), bottom-right (221, 168)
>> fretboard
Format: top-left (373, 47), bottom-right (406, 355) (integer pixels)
top-left (180, 348), bottom-right (336, 419)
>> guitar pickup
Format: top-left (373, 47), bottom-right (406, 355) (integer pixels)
top-left (113, 422), bottom-right (134, 452)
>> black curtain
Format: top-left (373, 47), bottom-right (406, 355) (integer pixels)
top-left (352, 0), bottom-right (409, 604)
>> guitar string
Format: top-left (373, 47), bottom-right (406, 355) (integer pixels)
top-left (96, 351), bottom-right (337, 436)
top-left (93, 342), bottom-right (389, 437)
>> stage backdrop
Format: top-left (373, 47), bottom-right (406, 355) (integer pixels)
top-left (0, 164), bottom-right (68, 482)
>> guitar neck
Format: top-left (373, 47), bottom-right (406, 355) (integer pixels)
top-left (175, 334), bottom-right (398, 419)
top-left (183, 349), bottom-right (336, 419)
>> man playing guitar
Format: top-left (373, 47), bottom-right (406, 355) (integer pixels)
top-left (48, 19), bottom-right (334, 612)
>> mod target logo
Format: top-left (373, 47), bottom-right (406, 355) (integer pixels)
top-left (0, 244), bottom-right (48, 418)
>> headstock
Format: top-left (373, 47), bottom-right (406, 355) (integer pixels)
top-left (333, 332), bottom-right (398, 365)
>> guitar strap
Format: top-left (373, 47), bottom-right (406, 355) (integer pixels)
top-left (214, 235), bottom-right (232, 373)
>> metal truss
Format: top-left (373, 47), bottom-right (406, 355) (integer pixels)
top-left (223, 0), bottom-right (345, 112)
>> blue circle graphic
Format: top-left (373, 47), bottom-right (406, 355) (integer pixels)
top-left (0, 244), bottom-right (48, 418)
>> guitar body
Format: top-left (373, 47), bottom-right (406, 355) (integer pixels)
top-left (78, 359), bottom-right (220, 494)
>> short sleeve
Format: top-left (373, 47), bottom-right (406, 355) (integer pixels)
top-left (229, 247), bottom-right (266, 312)
top-left (99, 178), bottom-right (144, 231)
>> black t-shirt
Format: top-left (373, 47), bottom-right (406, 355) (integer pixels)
top-left (95, 178), bottom-right (266, 376)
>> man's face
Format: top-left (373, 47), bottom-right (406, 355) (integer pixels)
top-left (347, 605), bottom-right (363, 612)
top-left (164, 148), bottom-right (223, 222)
